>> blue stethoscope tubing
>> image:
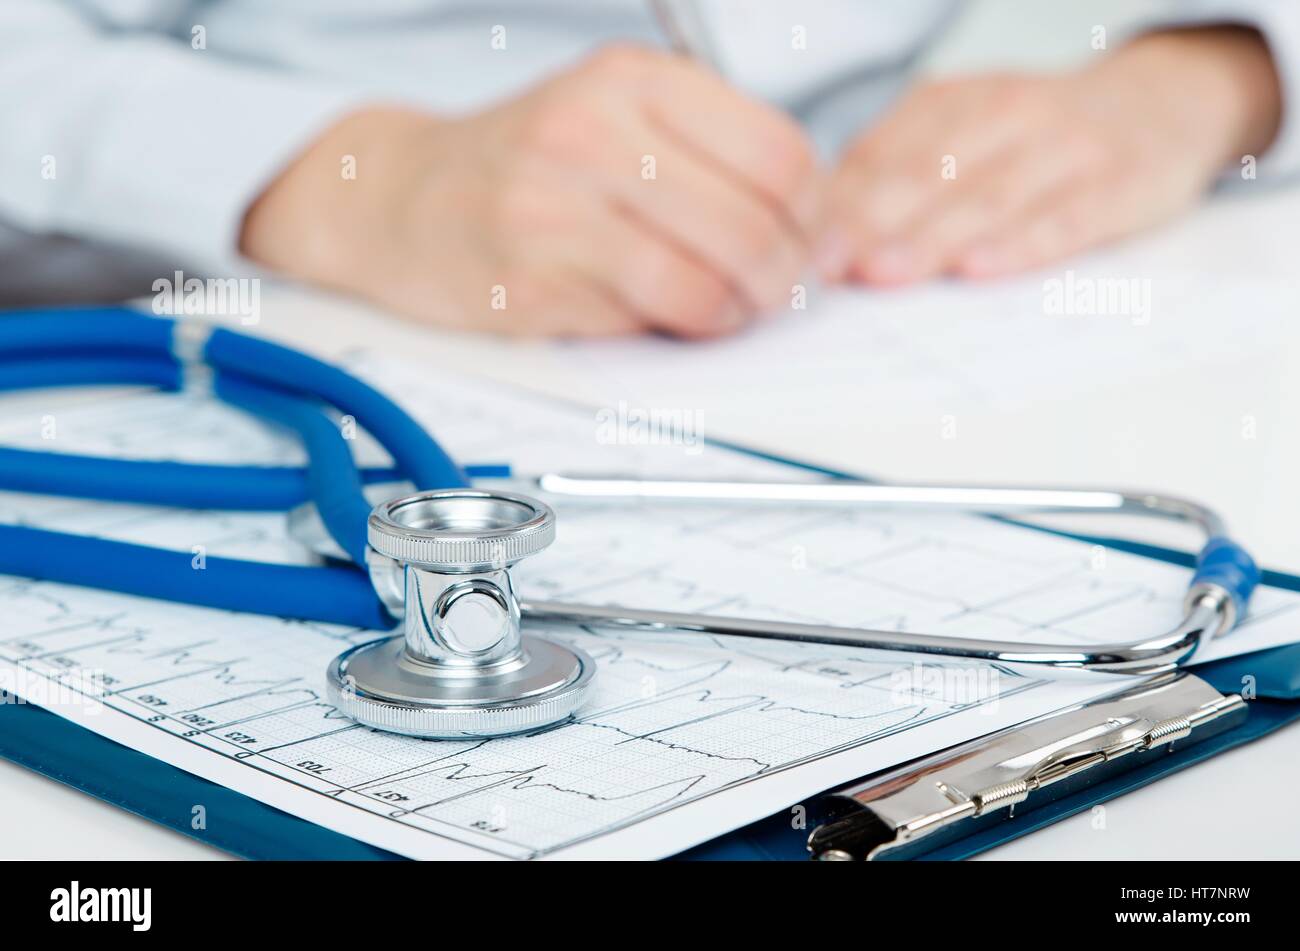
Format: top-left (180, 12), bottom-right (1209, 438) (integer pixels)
top-left (0, 307), bottom-right (472, 629)
top-left (0, 307), bottom-right (1262, 671)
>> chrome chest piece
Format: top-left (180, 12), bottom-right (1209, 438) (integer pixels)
top-left (326, 489), bottom-right (595, 738)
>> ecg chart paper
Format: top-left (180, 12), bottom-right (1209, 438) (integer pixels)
top-left (1, 359), bottom-right (1297, 860)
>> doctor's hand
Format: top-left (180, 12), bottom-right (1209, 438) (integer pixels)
top-left (241, 45), bottom-right (819, 337)
top-left (820, 27), bottom-right (1283, 285)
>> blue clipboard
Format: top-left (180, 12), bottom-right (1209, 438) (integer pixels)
top-left (1, 362), bottom-right (1297, 860)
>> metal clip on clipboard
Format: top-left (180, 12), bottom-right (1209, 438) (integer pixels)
top-left (807, 673), bottom-right (1247, 861)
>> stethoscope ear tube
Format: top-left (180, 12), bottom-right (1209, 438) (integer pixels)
top-left (0, 444), bottom-right (401, 511)
top-left (0, 523), bottom-right (393, 630)
top-left (213, 371), bottom-right (373, 565)
top-left (0, 308), bottom-right (173, 355)
top-left (0, 309), bottom-right (1263, 683)
top-left (0, 312), bottom-right (500, 638)
top-left (201, 327), bottom-right (468, 494)
top-left (0, 312), bottom-right (436, 631)
top-left (0, 354), bottom-right (181, 392)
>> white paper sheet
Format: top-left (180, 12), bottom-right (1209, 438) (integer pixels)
top-left (550, 271), bottom-right (1297, 416)
top-left (0, 358), bottom-right (1295, 859)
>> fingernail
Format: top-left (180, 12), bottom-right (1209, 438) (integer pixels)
top-left (815, 229), bottom-right (854, 281)
top-left (862, 243), bottom-right (918, 282)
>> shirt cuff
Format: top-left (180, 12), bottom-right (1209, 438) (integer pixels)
top-left (1130, 2), bottom-right (1300, 185)
top-left (44, 39), bottom-right (371, 277)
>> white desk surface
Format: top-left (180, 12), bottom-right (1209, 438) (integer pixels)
top-left (3, 183), bottom-right (1297, 861)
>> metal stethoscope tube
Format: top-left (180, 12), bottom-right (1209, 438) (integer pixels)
top-left (0, 309), bottom-right (1262, 739)
top-left (515, 476), bottom-right (1244, 676)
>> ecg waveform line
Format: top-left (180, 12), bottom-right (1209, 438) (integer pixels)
top-left (2, 591), bottom-right (1016, 855)
top-left (1, 361), bottom-right (1295, 858)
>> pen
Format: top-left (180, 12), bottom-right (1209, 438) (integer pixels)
top-left (648, 0), bottom-right (826, 300)
top-left (649, 0), bottom-right (723, 72)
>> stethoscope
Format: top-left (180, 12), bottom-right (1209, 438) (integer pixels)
top-left (0, 309), bottom-right (1260, 738)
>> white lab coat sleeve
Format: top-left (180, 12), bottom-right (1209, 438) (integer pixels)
top-left (0, 0), bottom-right (371, 275)
top-left (1137, 0), bottom-right (1300, 183)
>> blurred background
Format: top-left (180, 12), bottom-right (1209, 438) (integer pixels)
top-left (0, 0), bottom-right (1295, 861)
